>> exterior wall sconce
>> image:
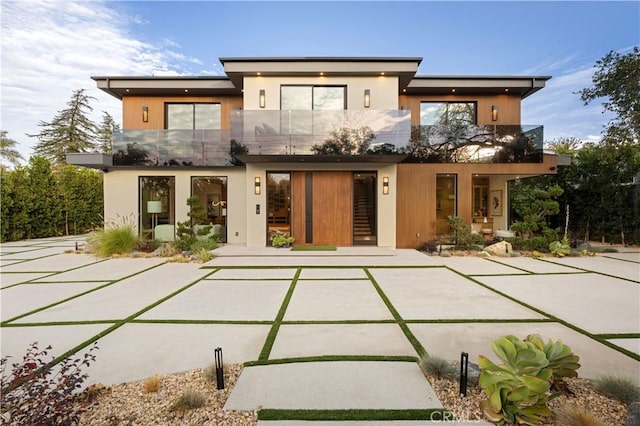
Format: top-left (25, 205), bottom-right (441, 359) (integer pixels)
top-left (142, 106), bottom-right (149, 122)
top-left (364, 89), bottom-right (371, 108)
top-left (382, 176), bottom-right (389, 195)
top-left (254, 176), bottom-right (261, 195)
top-left (491, 105), bottom-right (498, 121)
top-left (259, 89), bottom-right (265, 108)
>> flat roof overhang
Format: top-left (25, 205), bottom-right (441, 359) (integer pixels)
top-left (236, 154), bottom-right (408, 164)
top-left (406, 75), bottom-right (551, 99)
top-left (219, 56), bottom-right (423, 90)
top-left (66, 153), bottom-right (113, 169)
top-left (91, 76), bottom-right (238, 99)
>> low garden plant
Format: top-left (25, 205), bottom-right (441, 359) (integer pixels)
top-left (87, 215), bottom-right (138, 258)
top-left (170, 388), bottom-right (207, 411)
top-left (478, 334), bottom-right (580, 425)
top-left (419, 355), bottom-right (456, 380)
top-left (593, 375), bottom-right (640, 404)
top-left (1, 342), bottom-right (99, 425)
top-left (174, 196), bottom-right (217, 252)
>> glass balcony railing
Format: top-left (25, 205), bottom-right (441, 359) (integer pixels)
top-left (230, 109), bottom-right (412, 156)
top-left (405, 124), bottom-right (544, 163)
top-left (110, 113), bottom-right (543, 166)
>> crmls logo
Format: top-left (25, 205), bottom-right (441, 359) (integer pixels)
top-left (429, 410), bottom-right (486, 423)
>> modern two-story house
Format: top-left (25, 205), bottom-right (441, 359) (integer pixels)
top-left (69, 57), bottom-right (556, 248)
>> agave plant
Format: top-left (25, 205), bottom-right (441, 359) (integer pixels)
top-left (478, 335), bottom-right (553, 425)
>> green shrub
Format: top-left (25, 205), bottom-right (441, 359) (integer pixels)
top-left (194, 248), bottom-right (213, 263)
top-left (594, 375), bottom-right (640, 404)
top-left (155, 243), bottom-right (179, 257)
top-left (549, 236), bottom-right (572, 257)
top-left (190, 237), bottom-right (218, 252)
top-left (419, 356), bottom-right (456, 380)
top-left (1, 342), bottom-right (99, 425)
top-left (448, 216), bottom-right (485, 250)
top-left (524, 334), bottom-right (580, 387)
top-left (170, 388), bottom-right (207, 411)
top-left (88, 217), bottom-right (138, 257)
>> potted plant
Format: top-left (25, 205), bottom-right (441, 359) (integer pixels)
top-left (272, 234), bottom-right (295, 248)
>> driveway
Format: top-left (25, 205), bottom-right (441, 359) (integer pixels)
top-left (1, 237), bottom-right (638, 419)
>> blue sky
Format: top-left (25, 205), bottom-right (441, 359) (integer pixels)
top-left (1, 1), bottom-right (638, 163)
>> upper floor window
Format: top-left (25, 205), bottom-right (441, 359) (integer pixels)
top-left (420, 102), bottom-right (476, 126)
top-left (281, 86), bottom-right (346, 110)
top-left (166, 103), bottom-right (221, 129)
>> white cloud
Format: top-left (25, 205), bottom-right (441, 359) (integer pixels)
top-left (0, 0), bottom-right (203, 163)
top-left (523, 65), bottom-right (612, 143)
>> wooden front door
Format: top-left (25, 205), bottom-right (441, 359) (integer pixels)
top-left (291, 171), bottom-right (353, 246)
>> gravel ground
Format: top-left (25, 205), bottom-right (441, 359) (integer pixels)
top-left (77, 364), bottom-right (628, 425)
top-left (427, 374), bottom-right (629, 425)
top-left (77, 364), bottom-right (257, 426)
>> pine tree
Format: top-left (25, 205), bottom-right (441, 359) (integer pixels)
top-left (96, 111), bottom-right (120, 154)
top-left (29, 89), bottom-right (98, 165)
top-left (0, 130), bottom-right (24, 169)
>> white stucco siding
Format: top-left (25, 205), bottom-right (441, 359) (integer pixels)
top-left (243, 76), bottom-right (399, 110)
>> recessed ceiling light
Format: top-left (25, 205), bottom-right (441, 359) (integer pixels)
top-left (380, 72), bottom-right (385, 76)
top-left (320, 72), bottom-right (324, 76)
top-left (184, 89), bottom-right (189, 93)
top-left (451, 88), bottom-right (456, 93)
top-left (257, 72), bottom-right (261, 76)
top-left (505, 88), bottom-right (509, 92)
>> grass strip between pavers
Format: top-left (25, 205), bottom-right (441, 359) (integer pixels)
top-left (245, 354), bottom-right (419, 367)
top-left (595, 333), bottom-right (640, 339)
top-left (257, 409), bottom-right (452, 421)
top-left (405, 318), bottom-right (556, 324)
top-left (447, 266), bottom-right (640, 362)
top-left (4, 268), bottom-right (220, 394)
top-left (290, 245), bottom-right (337, 251)
top-left (364, 268), bottom-right (427, 359)
top-left (258, 268), bottom-right (301, 361)
top-left (1, 258), bottom-right (111, 290)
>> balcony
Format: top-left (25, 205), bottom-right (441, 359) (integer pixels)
top-left (108, 112), bottom-right (543, 166)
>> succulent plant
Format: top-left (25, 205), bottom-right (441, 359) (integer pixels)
top-left (478, 335), bottom-right (553, 425)
top-left (524, 334), bottom-right (580, 380)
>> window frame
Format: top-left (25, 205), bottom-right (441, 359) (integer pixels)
top-left (165, 102), bottom-right (221, 130)
top-left (419, 101), bottom-right (477, 126)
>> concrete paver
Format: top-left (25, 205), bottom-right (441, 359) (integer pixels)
top-left (139, 279), bottom-right (291, 321)
top-left (371, 268), bottom-right (543, 320)
top-left (1, 281), bottom-right (109, 321)
top-left (270, 324), bottom-right (416, 359)
top-left (40, 257), bottom-right (165, 282)
top-left (487, 256), bottom-right (585, 274)
top-left (476, 273), bottom-right (640, 334)
top-left (207, 267), bottom-right (298, 280)
top-left (1, 253), bottom-right (100, 273)
top-left (543, 256), bottom-right (640, 282)
top-left (83, 323), bottom-right (270, 385)
top-left (284, 280), bottom-right (393, 321)
top-left (299, 268), bottom-right (369, 279)
top-left (12, 263), bottom-right (210, 323)
top-left (430, 256), bottom-right (526, 275)
top-left (224, 361), bottom-right (442, 410)
top-left (0, 272), bottom-right (54, 288)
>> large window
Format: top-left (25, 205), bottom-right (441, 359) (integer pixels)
top-left (281, 86), bottom-right (345, 135)
top-left (420, 102), bottom-right (476, 126)
top-left (192, 177), bottom-right (227, 242)
top-left (436, 174), bottom-right (457, 236)
top-left (281, 86), bottom-right (345, 111)
top-left (166, 103), bottom-right (221, 129)
top-left (140, 176), bottom-right (175, 239)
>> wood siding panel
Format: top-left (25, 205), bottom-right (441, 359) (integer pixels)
top-left (396, 155), bottom-right (558, 248)
top-left (122, 95), bottom-right (243, 130)
top-left (312, 172), bottom-right (352, 246)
